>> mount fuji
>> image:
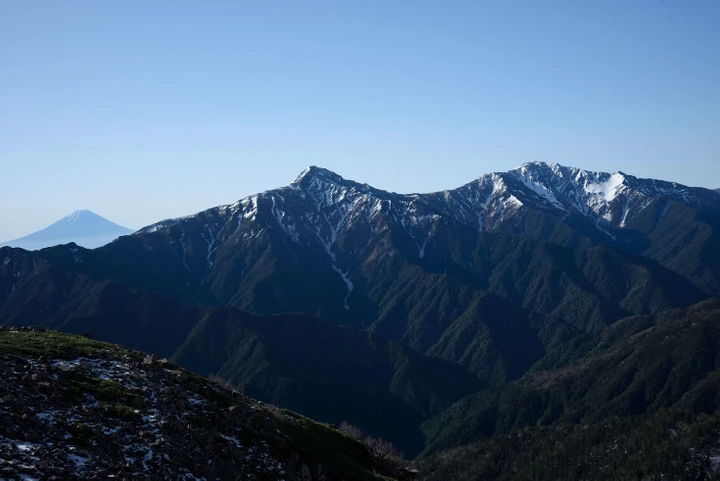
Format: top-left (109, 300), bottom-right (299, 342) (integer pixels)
top-left (0, 209), bottom-right (133, 250)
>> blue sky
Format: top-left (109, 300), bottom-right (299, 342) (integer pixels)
top-left (1, 0), bottom-right (719, 239)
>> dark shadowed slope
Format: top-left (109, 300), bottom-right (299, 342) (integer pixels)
top-left (171, 309), bottom-right (484, 457)
top-left (0, 254), bottom-right (481, 457)
top-left (4, 225), bottom-right (708, 390)
top-left (422, 298), bottom-right (720, 454)
top-left (417, 410), bottom-right (720, 481)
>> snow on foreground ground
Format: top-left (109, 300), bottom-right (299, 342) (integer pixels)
top-left (0, 327), bottom-right (410, 480)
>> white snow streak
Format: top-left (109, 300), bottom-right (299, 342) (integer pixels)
top-left (200, 224), bottom-right (218, 267)
top-left (179, 234), bottom-right (190, 272)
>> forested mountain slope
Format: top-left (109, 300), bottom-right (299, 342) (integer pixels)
top-left (422, 298), bottom-right (720, 454)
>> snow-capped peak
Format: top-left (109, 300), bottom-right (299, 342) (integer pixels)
top-left (60, 209), bottom-right (94, 223)
top-left (511, 161), bottom-right (629, 202)
top-left (511, 163), bottom-right (632, 219)
top-left (516, 160), bottom-right (561, 171)
top-left (291, 166), bottom-right (347, 187)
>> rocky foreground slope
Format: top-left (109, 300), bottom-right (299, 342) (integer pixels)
top-left (0, 327), bottom-right (411, 480)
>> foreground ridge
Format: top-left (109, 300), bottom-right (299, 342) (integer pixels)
top-left (0, 327), bottom-right (411, 480)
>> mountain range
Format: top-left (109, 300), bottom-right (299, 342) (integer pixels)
top-left (1, 161), bottom-right (719, 469)
top-left (0, 209), bottom-right (133, 250)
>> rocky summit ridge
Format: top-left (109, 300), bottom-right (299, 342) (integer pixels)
top-left (140, 161), bottom-right (720, 255)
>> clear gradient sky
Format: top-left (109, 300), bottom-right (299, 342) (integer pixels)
top-left (2, 0), bottom-right (719, 240)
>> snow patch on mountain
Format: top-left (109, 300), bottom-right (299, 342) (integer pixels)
top-left (584, 172), bottom-right (626, 202)
top-left (331, 265), bottom-right (354, 310)
top-left (514, 164), bottom-right (566, 211)
top-left (201, 224), bottom-right (219, 267)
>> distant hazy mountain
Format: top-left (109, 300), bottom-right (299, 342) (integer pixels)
top-left (0, 209), bottom-right (133, 250)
